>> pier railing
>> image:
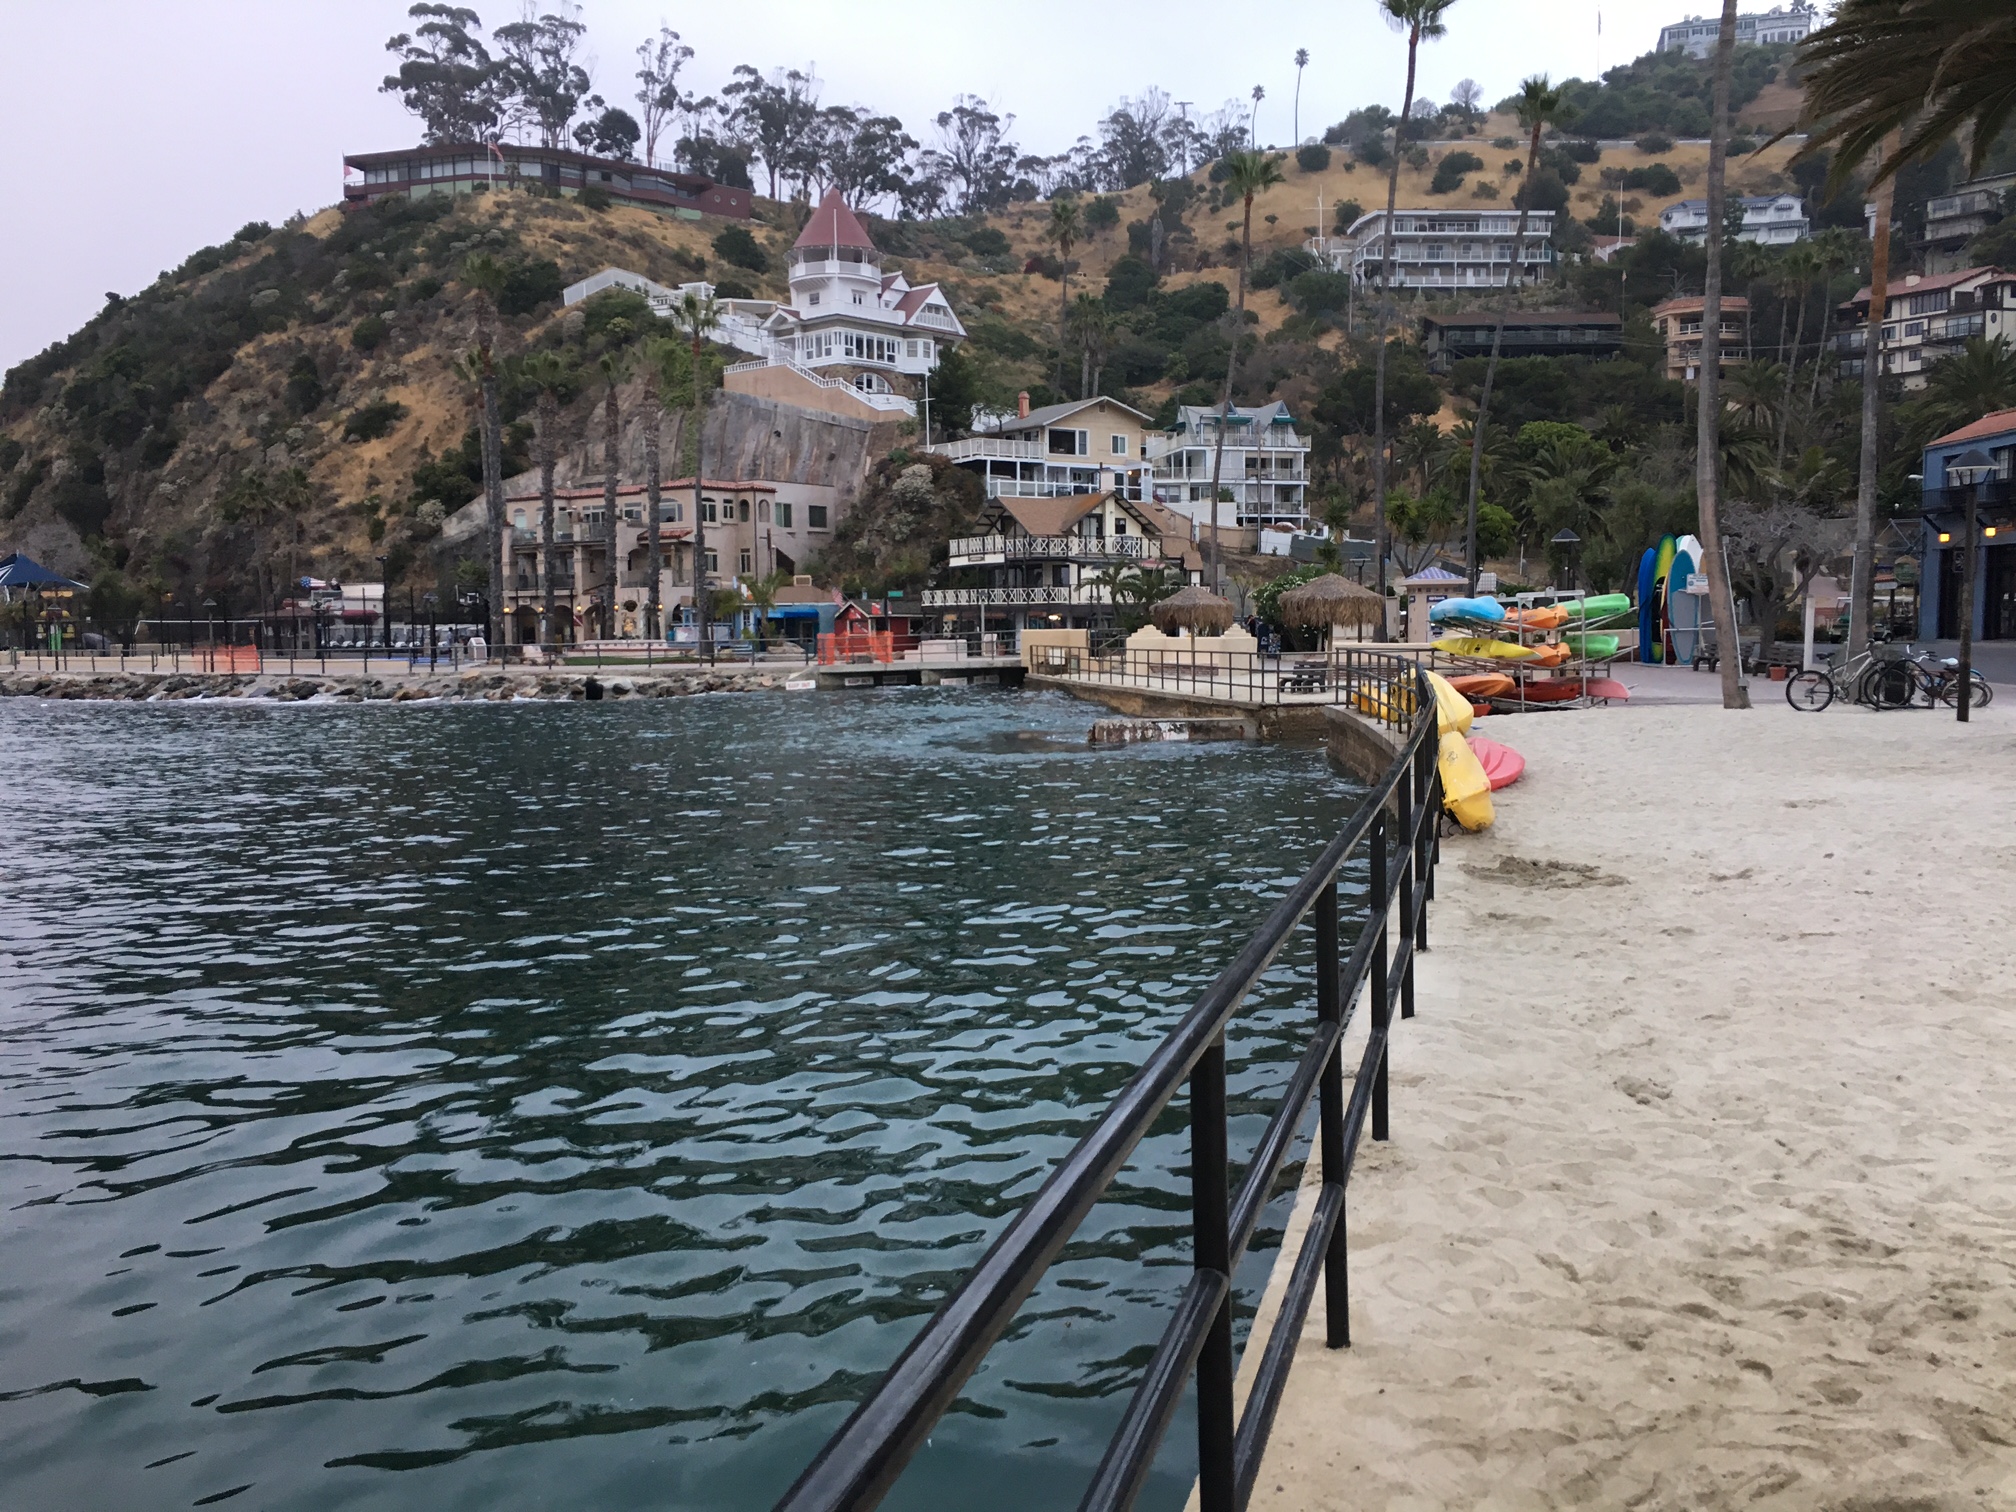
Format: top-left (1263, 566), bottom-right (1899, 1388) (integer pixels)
top-left (775, 651), bottom-right (1443, 1512)
top-left (1038, 644), bottom-right (1424, 713)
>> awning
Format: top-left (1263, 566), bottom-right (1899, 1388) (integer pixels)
top-left (0, 553), bottom-right (86, 591)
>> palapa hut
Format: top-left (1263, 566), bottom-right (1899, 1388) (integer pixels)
top-left (1150, 585), bottom-right (1236, 635)
top-left (1279, 573), bottom-right (1385, 646)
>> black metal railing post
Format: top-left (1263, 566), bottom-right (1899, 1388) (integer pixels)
top-left (1396, 741), bottom-right (1415, 1022)
top-left (1370, 810), bottom-right (1390, 1144)
top-left (1191, 1035), bottom-right (1235, 1512)
top-left (1315, 879), bottom-right (1350, 1348)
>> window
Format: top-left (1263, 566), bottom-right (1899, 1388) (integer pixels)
top-left (841, 330), bottom-right (898, 364)
top-left (905, 340), bottom-right (919, 357)
top-left (852, 291), bottom-right (865, 305)
top-left (776, 500), bottom-right (793, 528)
top-left (807, 504), bottom-right (830, 530)
top-left (1904, 321), bottom-right (1925, 338)
top-left (738, 500), bottom-right (750, 523)
top-left (704, 549), bottom-right (719, 572)
top-left (1048, 428), bottom-right (1088, 456)
top-left (809, 292), bottom-right (821, 306)
top-left (739, 549), bottom-right (753, 573)
top-left (624, 506), bottom-right (641, 522)
top-left (702, 499), bottom-right (718, 523)
top-left (1113, 516), bottom-right (1127, 534)
top-left (1053, 565), bottom-right (1071, 586)
top-left (757, 499), bottom-right (770, 523)
top-left (1110, 433), bottom-right (1127, 456)
top-left (662, 501), bottom-right (682, 523)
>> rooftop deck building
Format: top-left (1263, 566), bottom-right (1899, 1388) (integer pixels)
top-left (342, 143), bottom-right (748, 219)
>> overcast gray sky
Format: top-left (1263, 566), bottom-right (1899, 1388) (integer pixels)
top-left (1, 0), bottom-right (1701, 375)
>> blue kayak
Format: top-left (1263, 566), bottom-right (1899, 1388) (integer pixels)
top-left (1427, 595), bottom-right (1506, 624)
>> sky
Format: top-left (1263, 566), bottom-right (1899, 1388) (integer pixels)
top-left (1, 0), bottom-right (1711, 375)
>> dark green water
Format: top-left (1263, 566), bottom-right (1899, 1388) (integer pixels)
top-left (0, 688), bottom-right (1366, 1511)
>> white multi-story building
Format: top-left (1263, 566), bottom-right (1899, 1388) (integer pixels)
top-left (1658, 3), bottom-right (1817, 57)
top-left (1658, 193), bottom-right (1809, 246)
top-left (1147, 404), bottom-right (1312, 530)
top-left (1833, 267), bottom-right (2016, 391)
top-left (761, 190), bottom-right (966, 402)
top-left (927, 396), bottom-right (1160, 502)
top-left (1327, 209), bottom-right (1555, 291)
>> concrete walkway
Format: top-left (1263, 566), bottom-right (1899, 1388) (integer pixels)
top-left (1245, 696), bottom-right (2016, 1510)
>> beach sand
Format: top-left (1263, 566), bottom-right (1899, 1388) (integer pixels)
top-left (1245, 694), bottom-right (2016, 1510)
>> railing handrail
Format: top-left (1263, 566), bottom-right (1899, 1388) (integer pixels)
top-left (775, 651), bottom-right (1443, 1512)
top-left (948, 533), bottom-right (1150, 559)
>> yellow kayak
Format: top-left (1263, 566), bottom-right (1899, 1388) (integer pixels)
top-left (1423, 669), bottom-right (1473, 737)
top-left (1434, 636), bottom-right (1537, 661)
top-left (1438, 729), bottom-right (1495, 832)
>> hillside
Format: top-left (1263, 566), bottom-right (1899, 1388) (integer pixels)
top-left (0, 124), bottom-right (1810, 611)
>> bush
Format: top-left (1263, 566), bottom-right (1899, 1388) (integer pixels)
top-left (1562, 138), bottom-right (1603, 164)
top-left (1505, 158), bottom-right (1524, 175)
top-left (713, 276), bottom-right (756, 300)
top-left (1727, 135), bottom-right (1758, 156)
top-left (1492, 136), bottom-right (1518, 150)
top-left (1623, 163), bottom-right (1682, 196)
top-left (1296, 143), bottom-right (1332, 173)
top-left (0, 437), bottom-right (21, 474)
top-left (1163, 281), bottom-right (1230, 324)
top-left (1471, 181), bottom-right (1500, 199)
top-left (1104, 255), bottom-right (1160, 311)
top-left (963, 226), bottom-right (1011, 258)
top-left (1430, 150), bottom-right (1485, 194)
top-left (232, 221), bottom-right (272, 243)
top-left (578, 184), bottom-right (612, 211)
top-left (1085, 195), bottom-right (1121, 235)
top-left (1332, 198), bottom-right (1365, 233)
top-left (1538, 147), bottom-right (1583, 186)
top-left (344, 399), bottom-right (407, 442)
top-left (498, 259), bottom-right (565, 317)
top-left (1250, 246), bottom-right (1319, 291)
top-left (1636, 132), bottom-right (1674, 154)
top-left (1287, 268), bottom-right (1353, 316)
top-left (713, 225), bottom-right (769, 272)
top-left (284, 353), bottom-right (323, 414)
top-left (1516, 169), bottom-right (1572, 216)
top-left (351, 313), bottom-right (389, 352)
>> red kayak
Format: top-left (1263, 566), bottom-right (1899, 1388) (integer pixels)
top-left (1583, 678), bottom-right (1630, 702)
top-left (1467, 734), bottom-right (1525, 790)
top-left (1514, 681), bottom-right (1583, 703)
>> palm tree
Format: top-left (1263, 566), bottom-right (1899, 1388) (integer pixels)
top-left (1202, 149), bottom-right (1288, 588)
top-left (1774, 243), bottom-right (1823, 466)
top-left (1046, 199), bottom-right (1081, 393)
top-left (639, 334), bottom-right (698, 643)
top-left (595, 337), bottom-right (637, 640)
top-left (1250, 84), bottom-right (1266, 147)
top-left (1723, 360), bottom-right (1787, 435)
top-left (1791, 0), bottom-right (2016, 189)
top-left (1805, 227), bottom-right (1860, 420)
top-left (517, 350), bottom-right (575, 647)
top-left (1067, 294), bottom-right (1114, 400)
top-left (1372, 0), bottom-right (1457, 601)
top-left (1907, 335), bottom-right (2016, 444)
top-left (742, 569), bottom-right (791, 649)
top-left (669, 288), bottom-right (721, 659)
top-left (1460, 73), bottom-right (1567, 591)
top-left (458, 254), bottom-right (510, 647)
top-left (1696, 0), bottom-right (1749, 709)
top-left (1293, 49), bottom-right (1310, 144)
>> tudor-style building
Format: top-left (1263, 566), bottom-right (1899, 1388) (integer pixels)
top-left (758, 190), bottom-right (968, 405)
top-left (923, 491), bottom-right (1202, 635)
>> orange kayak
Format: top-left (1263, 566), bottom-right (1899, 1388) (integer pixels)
top-left (1446, 672), bottom-right (1515, 699)
top-left (1505, 605), bottom-right (1570, 630)
top-left (1528, 642), bottom-right (1572, 667)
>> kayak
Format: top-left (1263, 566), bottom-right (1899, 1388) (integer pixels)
top-left (1584, 677), bottom-right (1630, 702)
top-left (1424, 670), bottom-right (1474, 736)
top-left (1504, 604), bottom-right (1569, 630)
top-left (1438, 729), bottom-right (1495, 831)
top-left (1427, 596), bottom-right (1505, 624)
top-left (1564, 633), bottom-right (1621, 659)
top-left (1433, 636), bottom-right (1536, 660)
top-left (1515, 681), bottom-right (1585, 702)
top-left (1561, 593), bottom-right (1633, 620)
top-left (1527, 642), bottom-right (1572, 667)
top-left (1467, 734), bottom-right (1525, 790)
top-left (1446, 672), bottom-right (1515, 699)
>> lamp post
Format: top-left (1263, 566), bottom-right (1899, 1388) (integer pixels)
top-left (1943, 447), bottom-right (1995, 724)
top-left (422, 591), bottom-right (438, 670)
top-left (202, 597), bottom-right (217, 668)
top-left (1550, 528), bottom-right (1581, 592)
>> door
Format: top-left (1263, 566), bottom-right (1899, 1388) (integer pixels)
top-left (1987, 543), bottom-right (2016, 640)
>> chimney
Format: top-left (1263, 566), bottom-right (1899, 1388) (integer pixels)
top-left (1017, 390), bottom-right (1031, 419)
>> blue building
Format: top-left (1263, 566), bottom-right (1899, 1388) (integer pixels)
top-left (1920, 408), bottom-right (2016, 641)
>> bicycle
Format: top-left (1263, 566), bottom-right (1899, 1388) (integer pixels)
top-left (1784, 646), bottom-right (1914, 711)
top-left (1897, 645), bottom-right (1995, 709)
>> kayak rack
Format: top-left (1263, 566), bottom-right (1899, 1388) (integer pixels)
top-left (1430, 589), bottom-right (1634, 711)
top-left (773, 653), bottom-right (1445, 1512)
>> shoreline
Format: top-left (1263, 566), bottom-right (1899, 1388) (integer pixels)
top-left (0, 664), bottom-right (797, 703)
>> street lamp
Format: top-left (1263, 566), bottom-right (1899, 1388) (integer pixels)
top-left (422, 591), bottom-right (438, 669)
top-left (1943, 447), bottom-right (1995, 724)
top-left (1550, 528), bottom-right (1581, 592)
top-left (202, 597), bottom-right (218, 666)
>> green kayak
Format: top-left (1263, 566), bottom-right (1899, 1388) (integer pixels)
top-left (1562, 593), bottom-right (1632, 620)
top-left (1564, 632), bottom-right (1621, 658)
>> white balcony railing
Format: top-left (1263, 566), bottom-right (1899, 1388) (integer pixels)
top-left (948, 534), bottom-right (1148, 563)
top-left (922, 585), bottom-right (1113, 607)
top-left (927, 436), bottom-right (1044, 463)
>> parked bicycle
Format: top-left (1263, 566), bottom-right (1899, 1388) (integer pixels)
top-left (1784, 646), bottom-right (1915, 711)
top-left (1898, 644), bottom-right (1995, 709)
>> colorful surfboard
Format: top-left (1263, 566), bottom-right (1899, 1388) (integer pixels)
top-left (1650, 535), bottom-right (1677, 664)
top-left (1636, 547), bottom-right (1659, 663)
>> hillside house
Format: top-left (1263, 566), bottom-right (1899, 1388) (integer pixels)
top-left (1419, 312), bottom-right (1623, 373)
top-left (928, 395), bottom-right (1159, 502)
top-left (1833, 268), bottom-right (2016, 391)
top-left (1146, 404), bottom-right (1312, 532)
top-left (1659, 194), bottom-right (1810, 247)
top-left (1658, 3), bottom-right (1816, 56)
top-left (1922, 176), bottom-right (2016, 274)
top-left (341, 143), bottom-right (749, 219)
top-left (1329, 209), bottom-right (1555, 291)
top-left (1651, 295), bottom-right (1751, 381)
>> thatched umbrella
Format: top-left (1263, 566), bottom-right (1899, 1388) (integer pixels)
top-left (1151, 585), bottom-right (1236, 635)
top-left (1279, 573), bottom-right (1385, 645)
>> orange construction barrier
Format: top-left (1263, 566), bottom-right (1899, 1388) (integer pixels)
top-left (816, 631), bottom-right (894, 665)
top-left (193, 644), bottom-right (262, 674)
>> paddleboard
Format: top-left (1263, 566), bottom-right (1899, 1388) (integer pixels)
top-left (1636, 547), bottom-right (1658, 663)
top-left (1651, 535), bottom-right (1677, 663)
top-left (1663, 548), bottom-right (1694, 665)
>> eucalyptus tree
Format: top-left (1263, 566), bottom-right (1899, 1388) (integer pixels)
top-left (1372, 0), bottom-right (1457, 598)
top-left (595, 334), bottom-right (637, 640)
top-left (1460, 73), bottom-right (1567, 592)
top-left (493, 9), bottom-right (590, 150)
top-left (634, 25), bottom-right (693, 166)
top-left (517, 350), bottom-right (575, 645)
top-left (1202, 149), bottom-right (1287, 587)
top-left (381, 4), bottom-right (503, 145)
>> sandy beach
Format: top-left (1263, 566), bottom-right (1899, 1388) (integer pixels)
top-left (1248, 692), bottom-right (2016, 1510)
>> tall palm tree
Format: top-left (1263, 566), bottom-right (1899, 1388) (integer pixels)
top-left (517, 350), bottom-right (575, 647)
top-left (1805, 227), bottom-right (1860, 420)
top-left (1373, 0), bottom-right (1457, 601)
top-left (1461, 71), bottom-right (1565, 591)
top-left (1067, 294), bottom-right (1114, 400)
top-left (1908, 335), bottom-right (2016, 443)
top-left (669, 289), bottom-right (721, 660)
top-left (1203, 149), bottom-right (1288, 588)
top-left (1775, 242), bottom-right (1822, 466)
top-left (1250, 84), bottom-right (1266, 147)
top-left (458, 254), bottom-right (510, 647)
top-left (595, 336), bottom-right (637, 640)
top-left (1723, 360), bottom-right (1787, 435)
top-left (1045, 198), bottom-right (1081, 393)
top-left (1850, 159), bottom-right (1897, 660)
top-left (639, 334), bottom-right (698, 644)
top-left (1696, 0), bottom-right (1749, 709)
top-left (1791, 0), bottom-right (2016, 188)
top-left (1293, 49), bottom-right (1310, 144)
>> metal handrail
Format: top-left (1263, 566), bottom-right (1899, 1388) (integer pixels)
top-left (775, 653), bottom-right (1443, 1512)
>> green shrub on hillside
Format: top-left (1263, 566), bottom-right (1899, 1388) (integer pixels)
top-left (962, 226), bottom-right (1012, 258)
top-left (344, 399), bottom-right (407, 442)
top-left (1430, 151), bottom-right (1485, 194)
top-left (351, 314), bottom-right (389, 352)
top-left (498, 260), bottom-right (565, 317)
top-left (1296, 143), bottom-right (1332, 173)
top-left (712, 226), bottom-right (768, 273)
top-left (1623, 163), bottom-right (1682, 196)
